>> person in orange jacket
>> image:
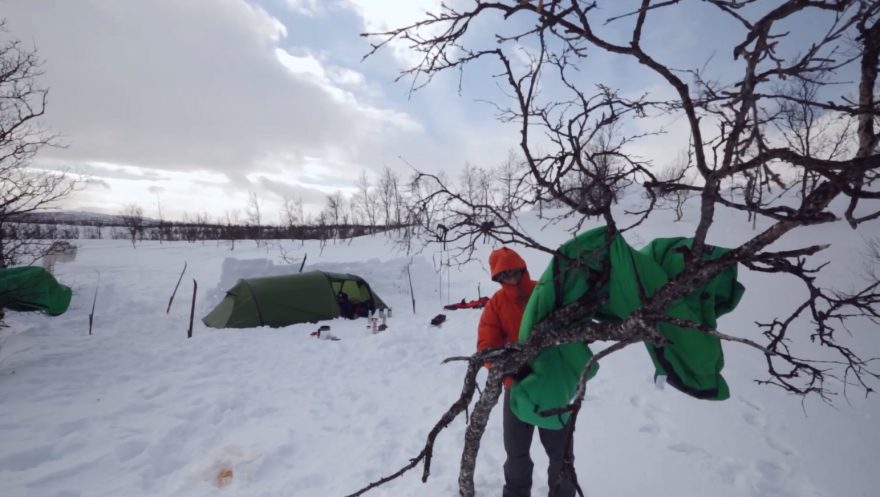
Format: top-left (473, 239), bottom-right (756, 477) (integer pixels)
top-left (478, 247), bottom-right (575, 497)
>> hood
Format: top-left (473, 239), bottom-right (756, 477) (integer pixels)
top-left (489, 247), bottom-right (527, 280)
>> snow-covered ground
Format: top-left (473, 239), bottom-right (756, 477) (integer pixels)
top-left (1, 196), bottom-right (879, 497)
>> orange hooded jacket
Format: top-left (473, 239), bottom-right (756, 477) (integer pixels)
top-left (477, 247), bottom-right (536, 386)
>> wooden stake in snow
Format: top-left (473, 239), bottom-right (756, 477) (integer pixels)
top-left (446, 260), bottom-right (451, 306)
top-left (88, 271), bottom-right (100, 336)
top-left (438, 253), bottom-right (443, 304)
top-left (188, 279), bottom-right (197, 339)
top-left (406, 264), bottom-right (416, 314)
top-left (299, 253), bottom-right (308, 272)
top-left (166, 261), bottom-right (187, 314)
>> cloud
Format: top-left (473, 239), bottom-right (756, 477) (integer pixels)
top-left (252, 176), bottom-right (332, 206)
top-left (273, 48), bottom-right (417, 134)
top-left (8, 0), bottom-right (676, 221)
top-left (85, 178), bottom-right (111, 190)
top-left (342, 0), bottom-right (444, 32)
top-left (327, 0), bottom-right (452, 66)
top-left (275, 50), bottom-right (367, 88)
top-left (283, 0), bottom-right (326, 17)
top-left (73, 162), bottom-right (170, 182)
top-left (3, 0), bottom-right (423, 182)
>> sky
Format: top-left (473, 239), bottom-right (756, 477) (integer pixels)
top-left (0, 191), bottom-right (878, 497)
top-left (2, 0), bottom-right (515, 222)
top-left (1, 0), bottom-right (862, 222)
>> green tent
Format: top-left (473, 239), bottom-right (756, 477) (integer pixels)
top-left (0, 266), bottom-right (72, 316)
top-left (202, 270), bottom-right (388, 329)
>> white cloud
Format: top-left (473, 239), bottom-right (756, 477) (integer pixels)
top-left (274, 50), bottom-right (366, 91)
top-left (327, 66), bottom-right (366, 87)
top-left (274, 51), bottom-right (328, 80)
top-left (340, 0), bottom-right (454, 66)
top-left (2, 0), bottom-right (572, 220)
top-left (284, 0), bottom-right (325, 17)
top-left (343, 0), bottom-right (442, 32)
top-left (3, 0), bottom-right (423, 185)
top-left (274, 48), bottom-right (421, 133)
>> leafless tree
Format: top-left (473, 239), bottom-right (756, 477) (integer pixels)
top-left (178, 212), bottom-right (195, 242)
top-left (418, 169), bottom-right (449, 230)
top-left (154, 193), bottom-right (174, 244)
top-left (494, 150), bottom-right (531, 220)
top-left (280, 195), bottom-right (306, 247)
top-left (316, 211), bottom-right (330, 254)
top-left (278, 197), bottom-right (305, 263)
top-left (571, 126), bottom-right (634, 210)
top-left (90, 220), bottom-right (104, 240)
top-left (397, 170), bottom-right (451, 254)
top-left (0, 20), bottom-right (75, 268)
top-left (324, 190), bottom-right (345, 240)
top-left (154, 194), bottom-right (163, 243)
top-left (355, 170), bottom-right (380, 228)
top-left (193, 211), bottom-right (211, 244)
top-left (223, 210), bottom-right (241, 250)
top-left (119, 203), bottom-right (144, 248)
top-left (773, 78), bottom-right (854, 201)
top-left (281, 196), bottom-right (303, 228)
top-left (653, 150), bottom-right (697, 222)
top-left (456, 163), bottom-right (495, 219)
top-left (351, 2), bottom-right (880, 496)
top-left (378, 166), bottom-right (401, 227)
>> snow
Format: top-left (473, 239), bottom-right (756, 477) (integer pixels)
top-left (1, 196), bottom-right (879, 497)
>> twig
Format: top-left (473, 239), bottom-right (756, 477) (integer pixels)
top-left (299, 253), bottom-right (308, 272)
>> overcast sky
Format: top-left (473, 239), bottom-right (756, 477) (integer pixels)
top-left (2, 0), bottom-right (854, 222)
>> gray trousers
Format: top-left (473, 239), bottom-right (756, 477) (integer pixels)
top-left (502, 389), bottom-right (576, 497)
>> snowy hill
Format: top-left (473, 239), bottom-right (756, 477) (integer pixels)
top-left (0, 195), bottom-right (878, 497)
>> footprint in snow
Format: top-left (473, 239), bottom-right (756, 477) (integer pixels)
top-left (740, 397), bottom-right (762, 411)
top-left (667, 442), bottom-right (711, 457)
top-left (764, 433), bottom-right (796, 457)
top-left (742, 410), bottom-right (764, 426)
top-left (638, 423), bottom-right (660, 435)
top-left (115, 439), bottom-right (148, 463)
top-left (138, 383), bottom-right (169, 400)
top-left (717, 461), bottom-right (748, 485)
top-left (0, 444), bottom-right (57, 471)
top-left (54, 418), bottom-right (90, 437)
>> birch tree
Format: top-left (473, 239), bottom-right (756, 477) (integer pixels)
top-left (351, 2), bottom-right (880, 496)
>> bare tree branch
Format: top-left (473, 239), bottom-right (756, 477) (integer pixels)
top-left (355, 1), bottom-right (880, 495)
